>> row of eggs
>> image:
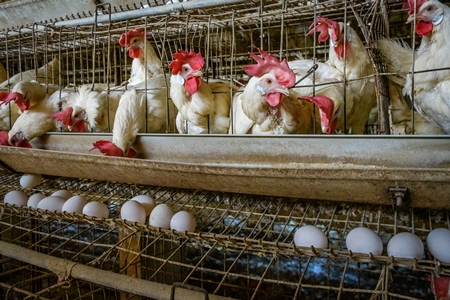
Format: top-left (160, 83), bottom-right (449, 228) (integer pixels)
top-left (293, 225), bottom-right (450, 263)
top-left (3, 189), bottom-right (196, 232)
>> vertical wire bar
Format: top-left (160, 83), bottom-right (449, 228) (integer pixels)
top-left (105, 3), bottom-right (112, 132)
top-left (32, 24), bottom-right (37, 85)
top-left (18, 26), bottom-right (23, 82)
top-left (144, 19), bottom-right (149, 133)
top-left (161, 17), bottom-right (172, 133)
top-left (73, 28), bottom-right (78, 86)
top-left (229, 12), bottom-right (236, 134)
top-left (279, 0), bottom-right (285, 59)
top-left (410, 0), bottom-right (417, 134)
top-left (259, 0), bottom-right (263, 50)
top-left (249, 254), bottom-right (277, 300)
top-left (343, 0), bottom-right (348, 133)
top-left (336, 260), bottom-right (349, 300)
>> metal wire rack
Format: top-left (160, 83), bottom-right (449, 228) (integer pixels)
top-left (1, 168), bottom-right (449, 299)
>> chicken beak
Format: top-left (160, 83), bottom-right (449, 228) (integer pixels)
top-left (272, 86), bottom-right (290, 97)
top-left (190, 70), bottom-right (203, 77)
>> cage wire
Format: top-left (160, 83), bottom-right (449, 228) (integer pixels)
top-left (0, 0), bottom-right (425, 135)
top-left (0, 168), bottom-right (450, 299)
top-left (1, 0), bottom-right (450, 299)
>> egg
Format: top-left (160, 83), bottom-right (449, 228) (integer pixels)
top-left (427, 228), bottom-right (450, 263)
top-left (293, 225), bottom-right (328, 249)
top-left (4, 190), bottom-right (28, 207)
top-left (387, 232), bottom-right (424, 260)
top-left (62, 195), bottom-right (87, 214)
top-left (27, 193), bottom-right (46, 208)
top-left (83, 202), bottom-right (109, 218)
top-left (131, 195), bottom-right (156, 216)
top-left (51, 190), bottom-right (73, 200)
top-left (149, 203), bottom-right (174, 229)
top-left (37, 196), bottom-right (66, 212)
top-left (170, 211), bottom-right (196, 232)
top-left (20, 174), bottom-right (42, 188)
top-left (120, 200), bottom-right (146, 224)
top-left (345, 227), bottom-right (383, 255)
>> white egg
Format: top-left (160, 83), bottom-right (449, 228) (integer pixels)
top-left (387, 232), bottom-right (424, 260)
top-left (170, 211), bottom-right (196, 232)
top-left (131, 195), bottom-right (156, 216)
top-left (294, 225), bottom-right (328, 249)
top-left (27, 193), bottom-right (46, 208)
top-left (4, 190), bottom-right (28, 207)
top-left (427, 228), bottom-right (450, 263)
top-left (62, 195), bottom-right (87, 214)
top-left (120, 200), bottom-right (146, 224)
top-left (20, 174), bottom-right (42, 188)
top-left (346, 227), bottom-right (383, 255)
top-left (51, 190), bottom-right (73, 200)
top-left (37, 196), bottom-right (66, 212)
top-left (149, 203), bottom-right (174, 229)
top-left (83, 202), bottom-right (109, 218)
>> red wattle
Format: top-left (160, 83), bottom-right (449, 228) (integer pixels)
top-left (416, 21), bottom-right (433, 37)
top-left (266, 93), bottom-right (283, 107)
top-left (129, 47), bottom-right (143, 59)
top-left (185, 76), bottom-right (201, 95)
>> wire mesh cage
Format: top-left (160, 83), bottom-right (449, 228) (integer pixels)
top-left (1, 1), bottom-right (450, 299)
top-left (1, 168), bottom-right (450, 299)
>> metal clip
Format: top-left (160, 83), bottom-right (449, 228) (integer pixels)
top-left (170, 282), bottom-right (209, 300)
top-left (389, 186), bottom-right (409, 210)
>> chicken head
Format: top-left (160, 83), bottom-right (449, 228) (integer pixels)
top-left (9, 131), bottom-right (32, 148)
top-left (298, 95), bottom-right (341, 134)
top-left (404, 0), bottom-right (444, 37)
top-left (91, 140), bottom-right (137, 158)
top-left (51, 106), bottom-right (87, 132)
top-left (119, 28), bottom-right (150, 59)
top-left (0, 91), bottom-right (28, 111)
top-left (308, 17), bottom-right (349, 59)
top-left (243, 48), bottom-right (295, 107)
top-left (169, 49), bottom-right (205, 95)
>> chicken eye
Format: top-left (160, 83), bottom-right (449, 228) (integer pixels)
top-left (184, 67), bottom-right (189, 72)
top-left (427, 6), bottom-right (433, 11)
top-left (266, 79), bottom-right (272, 84)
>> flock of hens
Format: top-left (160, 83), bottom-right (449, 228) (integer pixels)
top-left (0, 0), bottom-right (449, 159)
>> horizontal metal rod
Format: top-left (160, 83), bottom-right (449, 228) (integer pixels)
top-left (53, 0), bottom-right (246, 27)
top-left (0, 240), bottom-right (235, 300)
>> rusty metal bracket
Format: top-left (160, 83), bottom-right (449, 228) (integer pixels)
top-left (171, 282), bottom-right (210, 300)
top-left (389, 187), bottom-right (409, 210)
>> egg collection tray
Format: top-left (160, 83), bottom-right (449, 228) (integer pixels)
top-left (0, 169), bottom-right (449, 299)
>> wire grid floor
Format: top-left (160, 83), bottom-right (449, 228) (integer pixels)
top-left (0, 169), bottom-right (449, 299)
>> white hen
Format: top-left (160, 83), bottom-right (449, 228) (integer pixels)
top-left (169, 49), bottom-right (232, 134)
top-left (91, 89), bottom-right (143, 158)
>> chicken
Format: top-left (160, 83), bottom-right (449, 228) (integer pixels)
top-left (400, 0), bottom-right (450, 133)
top-left (51, 84), bottom-right (121, 133)
top-left (0, 57), bottom-right (59, 90)
top-left (0, 62), bottom-right (6, 84)
top-left (7, 89), bottom-right (62, 147)
top-left (169, 49), bottom-right (232, 134)
top-left (377, 0), bottom-right (450, 134)
top-left (307, 17), bottom-right (376, 133)
top-left (91, 89), bottom-right (142, 158)
top-left (119, 28), bottom-right (163, 85)
top-left (0, 80), bottom-right (59, 111)
top-left (229, 49), bottom-right (316, 134)
top-left (288, 59), bottom-right (345, 134)
top-left (428, 274), bottom-right (450, 300)
top-left (0, 81), bottom-right (60, 131)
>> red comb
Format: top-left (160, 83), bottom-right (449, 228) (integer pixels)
top-left (403, 0), bottom-right (428, 15)
top-left (51, 107), bottom-right (73, 126)
top-left (91, 140), bottom-right (125, 157)
top-left (119, 28), bottom-right (149, 47)
top-left (169, 49), bottom-right (205, 75)
top-left (308, 18), bottom-right (340, 42)
top-left (243, 49), bottom-right (295, 88)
